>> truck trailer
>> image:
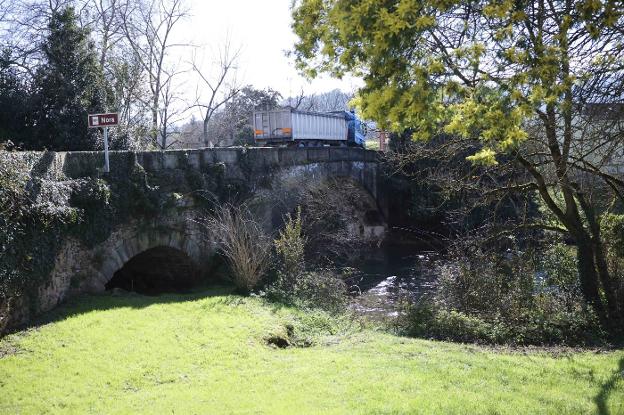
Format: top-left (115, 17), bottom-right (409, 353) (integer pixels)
top-left (253, 108), bottom-right (365, 147)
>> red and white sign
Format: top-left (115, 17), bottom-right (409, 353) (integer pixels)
top-left (88, 113), bottom-right (119, 128)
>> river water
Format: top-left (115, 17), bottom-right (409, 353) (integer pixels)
top-left (347, 243), bottom-right (440, 319)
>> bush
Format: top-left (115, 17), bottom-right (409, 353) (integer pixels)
top-left (268, 269), bottom-right (349, 314)
top-left (403, 301), bottom-right (508, 343)
top-left (403, 298), bottom-right (605, 346)
top-left (601, 214), bottom-right (624, 318)
top-left (205, 204), bottom-right (271, 292)
top-left (283, 269), bottom-right (349, 314)
top-left (273, 207), bottom-right (306, 283)
top-left (434, 249), bottom-right (535, 318)
top-left (399, 242), bottom-right (606, 346)
top-left (540, 244), bottom-right (580, 293)
top-left (267, 208), bottom-right (348, 313)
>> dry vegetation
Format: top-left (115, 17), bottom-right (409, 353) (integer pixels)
top-left (203, 204), bottom-right (271, 292)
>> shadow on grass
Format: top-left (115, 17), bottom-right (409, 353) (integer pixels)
top-left (7, 284), bottom-right (240, 337)
top-left (594, 357), bottom-right (624, 415)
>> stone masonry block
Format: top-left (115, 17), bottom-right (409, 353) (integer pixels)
top-left (163, 152), bottom-right (180, 169)
top-left (245, 148), bottom-right (280, 170)
top-left (329, 147), bottom-right (350, 161)
top-left (278, 148), bottom-right (308, 165)
top-left (307, 148), bottom-right (330, 162)
top-left (346, 148), bottom-right (366, 161)
top-left (214, 148), bottom-right (240, 164)
top-left (199, 149), bottom-right (216, 166)
top-left (186, 151), bottom-right (201, 169)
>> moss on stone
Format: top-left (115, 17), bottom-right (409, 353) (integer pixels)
top-left (0, 150), bottom-right (253, 331)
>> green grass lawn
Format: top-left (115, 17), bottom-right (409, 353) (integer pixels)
top-left (1, 288), bottom-right (623, 414)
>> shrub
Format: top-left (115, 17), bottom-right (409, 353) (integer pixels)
top-left (402, 297), bottom-right (604, 346)
top-left (205, 204), bottom-right (271, 292)
top-left (404, 301), bottom-right (509, 344)
top-left (399, 242), bottom-right (606, 346)
top-left (601, 214), bottom-right (624, 319)
top-left (434, 249), bottom-right (534, 318)
top-left (267, 208), bottom-right (348, 313)
top-left (282, 269), bottom-right (349, 314)
top-left (269, 268), bottom-right (349, 314)
top-left (540, 243), bottom-right (580, 295)
top-left (273, 207), bottom-right (306, 281)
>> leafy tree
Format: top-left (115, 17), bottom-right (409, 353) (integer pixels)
top-left (30, 7), bottom-right (107, 151)
top-left (292, 0), bottom-right (624, 329)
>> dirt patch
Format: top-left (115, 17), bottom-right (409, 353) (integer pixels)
top-left (0, 341), bottom-right (23, 359)
top-left (266, 335), bottom-right (291, 349)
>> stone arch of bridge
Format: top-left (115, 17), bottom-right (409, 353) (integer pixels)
top-left (91, 224), bottom-right (208, 291)
top-left (105, 246), bottom-right (200, 294)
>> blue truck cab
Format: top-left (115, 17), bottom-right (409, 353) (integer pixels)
top-left (343, 110), bottom-right (366, 147)
top-left (327, 110), bottom-right (365, 146)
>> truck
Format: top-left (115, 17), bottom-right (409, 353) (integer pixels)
top-left (253, 108), bottom-right (366, 147)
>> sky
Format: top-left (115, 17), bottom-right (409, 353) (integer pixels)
top-left (183, 0), bottom-right (362, 99)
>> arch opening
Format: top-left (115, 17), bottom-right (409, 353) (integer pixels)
top-left (105, 246), bottom-right (201, 295)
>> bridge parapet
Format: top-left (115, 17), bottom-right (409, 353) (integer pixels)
top-left (36, 147), bottom-right (379, 179)
top-left (0, 147), bottom-right (378, 181)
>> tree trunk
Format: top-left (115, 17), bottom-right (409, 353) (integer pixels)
top-left (151, 105), bottom-right (158, 145)
top-left (576, 235), bottom-right (607, 323)
top-left (592, 237), bottom-right (621, 330)
top-left (203, 118), bottom-right (211, 147)
top-left (576, 192), bottom-right (622, 331)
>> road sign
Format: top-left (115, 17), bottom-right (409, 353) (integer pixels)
top-left (88, 112), bottom-right (119, 173)
top-left (88, 113), bottom-right (119, 128)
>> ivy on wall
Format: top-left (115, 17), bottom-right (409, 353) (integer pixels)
top-left (0, 151), bottom-right (250, 332)
top-left (0, 154), bottom-right (78, 323)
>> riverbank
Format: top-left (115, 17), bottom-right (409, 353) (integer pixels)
top-left (1, 288), bottom-right (622, 414)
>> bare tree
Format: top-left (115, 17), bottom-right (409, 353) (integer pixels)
top-left (190, 40), bottom-right (240, 147)
top-left (283, 88), bottom-right (353, 112)
top-left (284, 87), bottom-right (306, 110)
top-left (0, 0), bottom-right (12, 22)
top-left (77, 0), bottom-right (125, 70)
top-left (120, 0), bottom-right (188, 149)
top-left (156, 62), bottom-right (189, 148)
top-left (107, 48), bottom-right (152, 149)
top-left (0, 0), bottom-right (74, 77)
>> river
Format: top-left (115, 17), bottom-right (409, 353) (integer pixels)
top-left (347, 242), bottom-right (440, 319)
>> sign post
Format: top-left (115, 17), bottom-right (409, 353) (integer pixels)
top-left (103, 126), bottom-right (110, 173)
top-left (88, 113), bottom-right (119, 173)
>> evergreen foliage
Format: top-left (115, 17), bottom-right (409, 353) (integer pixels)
top-left (29, 7), bottom-right (107, 151)
top-left (0, 51), bottom-right (30, 147)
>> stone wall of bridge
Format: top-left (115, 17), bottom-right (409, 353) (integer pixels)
top-left (0, 147), bottom-right (383, 334)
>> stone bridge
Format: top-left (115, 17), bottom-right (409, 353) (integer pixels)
top-left (1, 147), bottom-right (383, 331)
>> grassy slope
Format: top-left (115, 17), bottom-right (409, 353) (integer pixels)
top-left (0, 289), bottom-right (622, 415)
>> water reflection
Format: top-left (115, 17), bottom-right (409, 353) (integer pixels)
top-left (347, 244), bottom-right (439, 318)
